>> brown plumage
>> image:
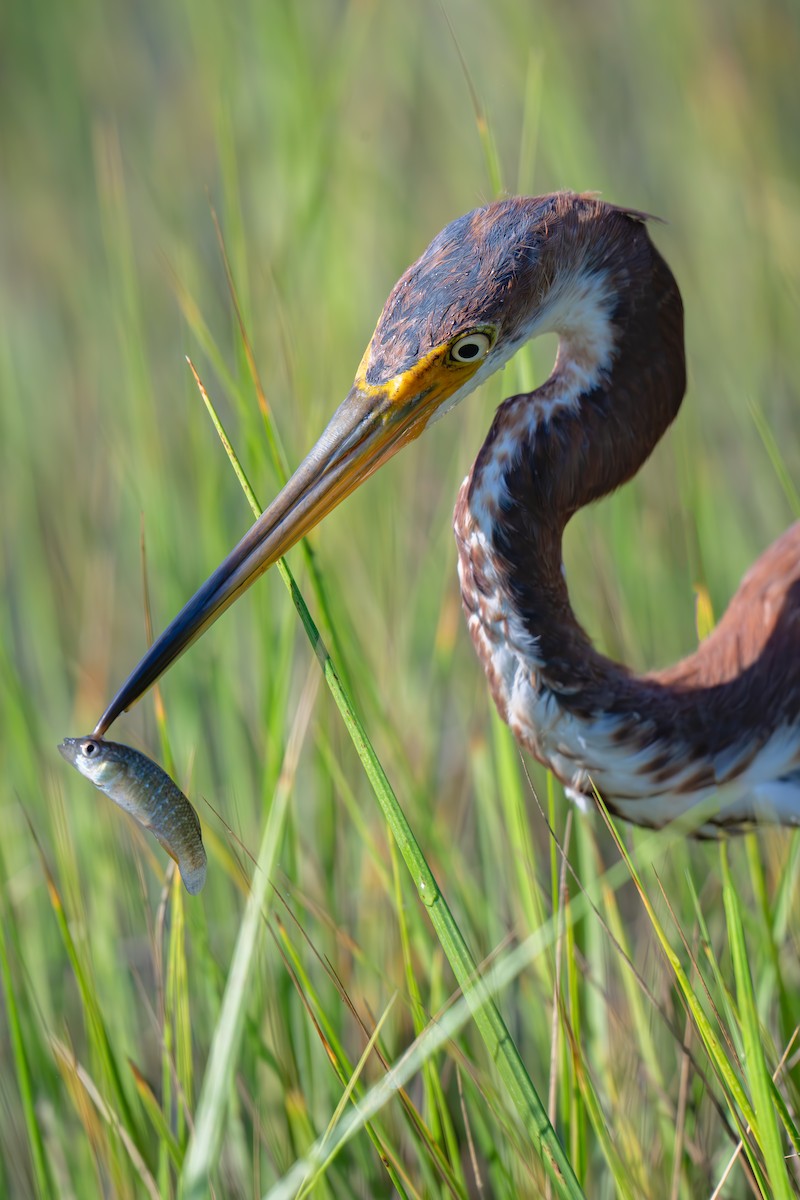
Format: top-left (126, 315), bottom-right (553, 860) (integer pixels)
top-left (96, 191), bottom-right (800, 832)
top-left (447, 195), bottom-right (800, 830)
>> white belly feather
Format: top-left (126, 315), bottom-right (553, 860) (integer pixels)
top-left (454, 479), bottom-right (800, 833)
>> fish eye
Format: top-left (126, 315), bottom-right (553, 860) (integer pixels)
top-left (82, 739), bottom-right (99, 756)
top-left (449, 330), bottom-right (493, 365)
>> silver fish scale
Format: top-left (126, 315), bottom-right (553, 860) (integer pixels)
top-left (59, 736), bottom-right (207, 894)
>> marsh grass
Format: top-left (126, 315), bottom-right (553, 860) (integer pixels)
top-left (2, 1), bottom-right (800, 1196)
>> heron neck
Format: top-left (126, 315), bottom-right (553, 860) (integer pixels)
top-left (462, 230), bottom-right (685, 698)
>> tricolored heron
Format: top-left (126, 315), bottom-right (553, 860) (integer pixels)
top-left (94, 192), bottom-right (800, 832)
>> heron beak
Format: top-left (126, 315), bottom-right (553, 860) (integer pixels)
top-left (94, 352), bottom-right (467, 735)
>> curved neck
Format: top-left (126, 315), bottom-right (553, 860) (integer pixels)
top-left (465, 211), bottom-right (685, 697)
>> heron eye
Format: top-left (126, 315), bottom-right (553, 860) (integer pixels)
top-left (449, 331), bottom-right (493, 364)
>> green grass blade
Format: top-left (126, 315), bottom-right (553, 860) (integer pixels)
top-left (128, 1060), bottom-right (183, 1170)
top-left (388, 832), bottom-right (463, 1180)
top-left (748, 399), bottom-right (800, 517)
top-left (33, 832), bottom-right (150, 1172)
top-left (594, 799), bottom-right (759, 1130)
top-left (0, 908), bottom-right (53, 1198)
top-left (441, 7), bottom-right (504, 196)
top-left (565, 1021), bottom-right (639, 1200)
top-left (295, 996), bottom-right (397, 1200)
top-left (271, 912), bottom-right (426, 1199)
top-left (192, 370), bottom-right (585, 1198)
top-left (50, 1035), bottom-right (161, 1200)
top-left (719, 843), bottom-right (793, 1199)
top-left (179, 670), bottom-right (317, 1197)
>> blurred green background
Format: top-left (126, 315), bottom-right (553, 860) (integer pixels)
top-left (2, 0), bottom-right (799, 1196)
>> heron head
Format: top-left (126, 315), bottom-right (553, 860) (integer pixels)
top-left (94, 194), bottom-right (580, 732)
top-left (354, 194), bottom-right (566, 432)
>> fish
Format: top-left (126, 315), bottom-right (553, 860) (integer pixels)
top-left (58, 736), bottom-right (207, 894)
